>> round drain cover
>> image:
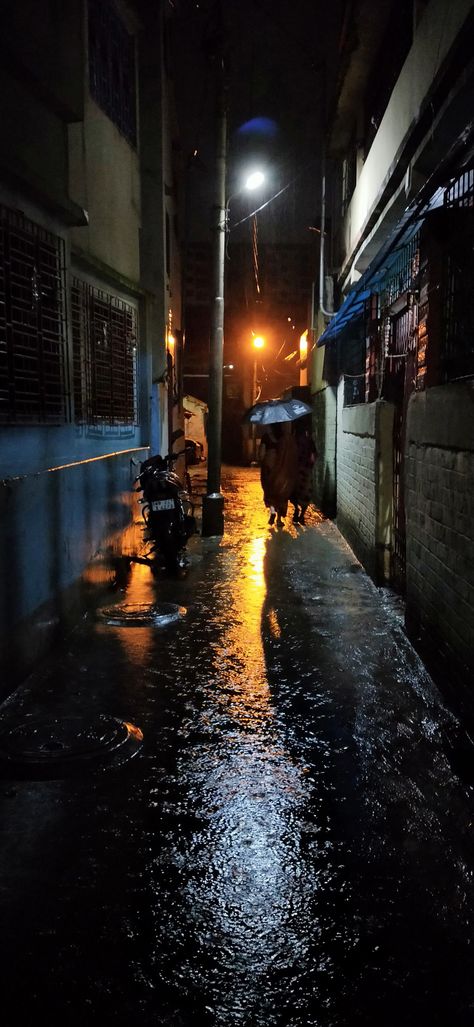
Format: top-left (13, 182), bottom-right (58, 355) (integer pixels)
top-left (0, 715), bottom-right (143, 779)
top-left (98, 602), bottom-right (184, 627)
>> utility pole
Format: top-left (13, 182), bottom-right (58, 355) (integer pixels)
top-left (201, 5), bottom-right (227, 537)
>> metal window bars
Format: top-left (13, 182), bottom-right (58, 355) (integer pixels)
top-left (88, 0), bottom-right (137, 147)
top-left (442, 166), bottom-right (474, 381)
top-left (0, 206), bottom-right (68, 425)
top-left (72, 277), bottom-right (138, 429)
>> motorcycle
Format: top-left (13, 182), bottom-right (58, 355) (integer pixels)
top-left (135, 431), bottom-right (196, 571)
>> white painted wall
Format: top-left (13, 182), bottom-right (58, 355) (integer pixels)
top-left (69, 95), bottom-right (141, 282)
top-left (343, 0), bottom-right (473, 270)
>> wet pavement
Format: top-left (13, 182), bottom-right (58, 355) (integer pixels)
top-left (0, 465), bottom-right (473, 1026)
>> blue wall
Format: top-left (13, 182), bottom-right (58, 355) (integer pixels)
top-left (0, 446), bottom-right (148, 692)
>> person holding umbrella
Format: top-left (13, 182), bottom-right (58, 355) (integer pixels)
top-left (258, 422), bottom-right (298, 526)
top-left (242, 396), bottom-right (312, 527)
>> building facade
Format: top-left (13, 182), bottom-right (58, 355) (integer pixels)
top-left (0, 0), bottom-right (184, 691)
top-left (313, 0), bottom-right (474, 693)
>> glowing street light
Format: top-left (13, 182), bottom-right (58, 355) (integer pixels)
top-left (245, 170), bottom-right (265, 191)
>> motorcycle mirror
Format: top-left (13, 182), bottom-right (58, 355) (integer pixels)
top-left (171, 428), bottom-right (184, 442)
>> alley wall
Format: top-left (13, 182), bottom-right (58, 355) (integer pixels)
top-left (336, 385), bottom-right (394, 583)
top-left (405, 383), bottom-right (474, 687)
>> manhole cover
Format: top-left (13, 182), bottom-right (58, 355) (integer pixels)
top-left (98, 602), bottom-right (185, 627)
top-left (0, 715), bottom-right (143, 779)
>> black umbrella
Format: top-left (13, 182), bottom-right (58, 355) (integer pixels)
top-left (242, 397), bottom-right (312, 424)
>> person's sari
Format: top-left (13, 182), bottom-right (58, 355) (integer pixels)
top-left (260, 432), bottom-right (298, 515)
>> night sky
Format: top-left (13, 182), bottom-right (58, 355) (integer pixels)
top-left (172, 0), bottom-right (343, 244)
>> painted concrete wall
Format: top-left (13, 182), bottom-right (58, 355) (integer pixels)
top-left (343, 0), bottom-right (473, 272)
top-left (69, 96), bottom-right (141, 283)
top-left (0, 3), bottom-right (180, 693)
top-left (311, 335), bottom-right (337, 516)
top-left (405, 383), bottom-right (474, 684)
top-left (337, 387), bottom-right (395, 581)
top-left (313, 386), bottom-right (337, 517)
top-left (0, 447), bottom-right (148, 694)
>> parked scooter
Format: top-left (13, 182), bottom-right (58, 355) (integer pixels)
top-left (135, 430), bottom-right (196, 571)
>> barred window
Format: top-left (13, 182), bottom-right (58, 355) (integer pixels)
top-left (72, 278), bottom-right (138, 429)
top-left (379, 234), bottom-right (420, 401)
top-left (88, 0), bottom-right (137, 147)
top-left (443, 167), bottom-right (474, 381)
top-left (0, 206), bottom-right (68, 425)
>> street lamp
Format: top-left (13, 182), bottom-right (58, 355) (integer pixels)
top-left (226, 171), bottom-right (266, 218)
top-left (202, 156), bottom-right (265, 536)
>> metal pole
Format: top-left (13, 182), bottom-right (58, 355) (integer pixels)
top-left (201, 44), bottom-right (226, 537)
top-left (251, 357), bottom-right (257, 462)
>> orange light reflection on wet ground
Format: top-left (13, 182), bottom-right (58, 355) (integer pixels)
top-left (97, 558), bottom-right (156, 670)
top-left (214, 529), bottom-right (273, 730)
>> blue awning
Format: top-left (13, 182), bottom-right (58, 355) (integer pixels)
top-left (317, 208), bottom-right (432, 346)
top-left (318, 124), bottom-right (474, 347)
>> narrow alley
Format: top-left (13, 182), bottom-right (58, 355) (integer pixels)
top-left (0, 467), bottom-right (473, 1026)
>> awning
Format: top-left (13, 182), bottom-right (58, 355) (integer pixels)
top-left (318, 185), bottom-right (448, 346)
top-left (317, 120), bottom-right (474, 347)
top-left (317, 219), bottom-right (423, 346)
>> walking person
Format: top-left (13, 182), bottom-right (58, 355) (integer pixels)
top-left (258, 422), bottom-right (298, 526)
top-left (290, 423), bottom-right (317, 524)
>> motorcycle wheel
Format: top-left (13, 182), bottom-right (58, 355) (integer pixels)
top-left (162, 544), bottom-right (187, 572)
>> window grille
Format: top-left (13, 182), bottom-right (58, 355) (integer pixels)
top-left (380, 234), bottom-right (420, 400)
top-left (365, 293), bottom-right (379, 403)
top-left (0, 206), bottom-right (68, 425)
top-left (445, 167), bottom-right (474, 209)
top-left (71, 278), bottom-right (138, 429)
top-left (442, 167), bottom-right (474, 380)
top-left (88, 0), bottom-right (137, 147)
top-left (342, 321), bottom-right (366, 406)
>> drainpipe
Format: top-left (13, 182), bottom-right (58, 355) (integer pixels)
top-left (319, 149), bottom-right (335, 319)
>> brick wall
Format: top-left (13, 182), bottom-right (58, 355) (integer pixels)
top-left (337, 395), bottom-right (378, 578)
top-left (405, 383), bottom-right (474, 688)
top-left (336, 390), bottom-right (395, 582)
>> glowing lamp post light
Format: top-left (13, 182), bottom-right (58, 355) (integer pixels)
top-left (202, 159), bottom-right (265, 536)
top-left (245, 170), bottom-right (265, 192)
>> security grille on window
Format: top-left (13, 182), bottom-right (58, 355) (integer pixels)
top-left (88, 0), bottom-right (137, 146)
top-left (380, 234), bottom-right (420, 402)
top-left (72, 278), bottom-right (138, 428)
top-left (443, 167), bottom-right (474, 380)
top-left (0, 206), bottom-right (67, 425)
